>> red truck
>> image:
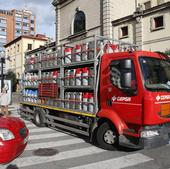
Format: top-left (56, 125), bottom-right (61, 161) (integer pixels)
top-left (20, 36), bottom-right (170, 150)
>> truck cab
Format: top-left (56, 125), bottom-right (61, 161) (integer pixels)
top-left (97, 51), bottom-right (170, 149)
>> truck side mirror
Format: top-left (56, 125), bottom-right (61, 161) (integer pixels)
top-left (121, 59), bottom-right (132, 69)
top-left (120, 59), bottom-right (137, 95)
top-left (121, 72), bottom-right (132, 88)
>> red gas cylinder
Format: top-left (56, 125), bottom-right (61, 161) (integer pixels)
top-left (64, 47), bottom-right (72, 64)
top-left (82, 92), bottom-right (89, 112)
top-left (82, 67), bottom-right (90, 86)
top-left (75, 68), bottom-right (82, 86)
top-left (88, 93), bottom-right (94, 113)
top-left (104, 43), bottom-right (119, 53)
top-left (75, 44), bottom-right (82, 62)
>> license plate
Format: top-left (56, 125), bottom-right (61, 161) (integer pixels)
top-left (24, 136), bottom-right (28, 144)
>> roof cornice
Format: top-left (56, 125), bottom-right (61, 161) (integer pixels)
top-left (52, 0), bottom-right (68, 6)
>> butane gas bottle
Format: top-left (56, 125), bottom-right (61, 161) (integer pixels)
top-left (88, 93), bottom-right (94, 113)
top-left (82, 43), bottom-right (88, 61)
top-left (75, 44), bottom-right (82, 62)
top-left (82, 67), bottom-right (89, 86)
top-left (75, 68), bottom-right (82, 86)
top-left (69, 92), bottom-right (76, 109)
top-left (53, 70), bottom-right (59, 84)
top-left (75, 92), bottom-right (82, 110)
top-left (65, 92), bottom-right (71, 109)
top-left (69, 69), bottom-right (75, 86)
top-left (64, 47), bottom-right (72, 64)
top-left (82, 93), bottom-right (89, 112)
top-left (65, 69), bottom-right (71, 86)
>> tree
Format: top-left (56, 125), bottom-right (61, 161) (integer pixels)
top-left (165, 49), bottom-right (170, 56)
top-left (6, 71), bottom-right (18, 92)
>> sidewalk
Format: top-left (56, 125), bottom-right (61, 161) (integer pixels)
top-left (9, 92), bottom-right (20, 116)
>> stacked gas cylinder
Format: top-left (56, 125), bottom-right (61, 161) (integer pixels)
top-left (63, 42), bottom-right (95, 113)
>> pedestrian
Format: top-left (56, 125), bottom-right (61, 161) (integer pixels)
top-left (0, 87), bottom-right (9, 116)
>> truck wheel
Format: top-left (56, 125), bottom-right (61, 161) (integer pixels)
top-left (96, 122), bottom-right (118, 150)
top-left (34, 110), bottom-right (46, 127)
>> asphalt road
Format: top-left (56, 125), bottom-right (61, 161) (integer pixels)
top-left (0, 112), bottom-right (170, 169)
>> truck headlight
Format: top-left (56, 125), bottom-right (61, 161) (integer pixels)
top-left (141, 130), bottom-right (159, 138)
top-left (0, 129), bottom-right (15, 141)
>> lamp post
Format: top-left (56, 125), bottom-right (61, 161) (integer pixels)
top-left (0, 51), bottom-right (5, 91)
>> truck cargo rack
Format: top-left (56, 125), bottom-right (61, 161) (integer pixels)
top-left (21, 35), bottom-right (137, 116)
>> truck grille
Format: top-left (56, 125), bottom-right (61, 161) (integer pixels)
top-left (19, 127), bottom-right (27, 138)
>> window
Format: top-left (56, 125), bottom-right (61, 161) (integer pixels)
top-left (157, 0), bottom-right (164, 5)
top-left (151, 15), bottom-right (164, 31)
top-left (30, 27), bottom-right (34, 31)
top-left (0, 18), bottom-right (6, 24)
top-left (17, 44), bottom-right (20, 52)
top-left (27, 44), bottom-right (32, 50)
top-left (16, 22), bottom-right (21, 26)
top-left (0, 27), bottom-right (6, 32)
top-left (73, 10), bottom-right (86, 34)
top-left (119, 26), bottom-right (128, 39)
top-left (31, 20), bottom-right (34, 24)
top-left (16, 29), bottom-right (21, 33)
top-left (24, 31), bottom-right (28, 34)
top-left (23, 16), bottom-right (28, 20)
top-left (110, 59), bottom-right (136, 89)
top-left (23, 22), bottom-right (29, 27)
top-left (144, 1), bottom-right (151, 10)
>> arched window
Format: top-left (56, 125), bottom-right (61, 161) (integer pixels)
top-left (74, 10), bottom-right (86, 34)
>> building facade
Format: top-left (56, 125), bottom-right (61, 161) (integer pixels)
top-left (52, 0), bottom-right (170, 52)
top-left (112, 1), bottom-right (170, 52)
top-left (52, 0), bottom-right (136, 44)
top-left (4, 35), bottom-right (47, 78)
top-left (0, 9), bottom-right (36, 52)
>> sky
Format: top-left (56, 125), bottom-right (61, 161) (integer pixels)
top-left (0, 0), bottom-right (56, 39)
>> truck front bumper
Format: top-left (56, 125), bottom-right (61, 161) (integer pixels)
top-left (119, 125), bottom-right (170, 149)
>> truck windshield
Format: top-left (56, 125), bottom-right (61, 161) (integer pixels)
top-left (139, 57), bottom-right (170, 91)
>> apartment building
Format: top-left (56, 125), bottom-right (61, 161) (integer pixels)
top-left (0, 9), bottom-right (36, 52)
top-left (4, 34), bottom-right (48, 78)
top-left (52, 0), bottom-right (170, 52)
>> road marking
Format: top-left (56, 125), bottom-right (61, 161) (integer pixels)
top-left (29, 132), bottom-right (67, 140)
top-left (68, 153), bottom-right (153, 169)
top-left (26, 138), bottom-right (85, 150)
top-left (29, 127), bottom-right (54, 133)
top-left (0, 147), bottom-right (106, 168)
top-left (26, 123), bottom-right (36, 127)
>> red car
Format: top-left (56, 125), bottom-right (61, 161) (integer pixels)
top-left (0, 115), bottom-right (29, 164)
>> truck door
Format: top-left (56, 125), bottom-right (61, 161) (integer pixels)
top-left (100, 56), bottom-right (143, 126)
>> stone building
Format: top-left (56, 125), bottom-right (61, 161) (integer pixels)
top-left (52, 0), bottom-right (136, 44)
top-left (52, 0), bottom-right (170, 52)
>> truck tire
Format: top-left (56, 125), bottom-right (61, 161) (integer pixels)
top-left (33, 110), bottom-right (46, 127)
top-left (96, 122), bottom-right (118, 150)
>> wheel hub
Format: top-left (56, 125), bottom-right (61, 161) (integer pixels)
top-left (104, 130), bottom-right (116, 144)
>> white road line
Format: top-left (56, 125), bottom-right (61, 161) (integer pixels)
top-left (26, 123), bottom-right (36, 127)
top-left (29, 132), bottom-right (67, 140)
top-left (26, 138), bottom-right (85, 150)
top-left (29, 127), bottom-right (53, 133)
top-left (68, 153), bottom-right (153, 169)
top-left (0, 147), bottom-right (106, 168)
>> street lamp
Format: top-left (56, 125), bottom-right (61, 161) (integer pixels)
top-left (0, 51), bottom-right (5, 91)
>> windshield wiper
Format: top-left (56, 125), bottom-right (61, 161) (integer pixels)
top-left (146, 86), bottom-right (170, 92)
